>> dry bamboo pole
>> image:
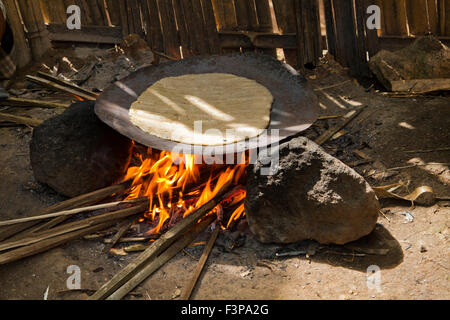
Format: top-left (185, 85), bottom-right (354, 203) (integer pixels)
top-left (97, 0), bottom-right (112, 26)
top-left (118, 0), bottom-right (129, 36)
top-left (105, 0), bottom-right (120, 26)
top-left (0, 202), bottom-right (148, 252)
top-left (0, 221), bottom-right (115, 265)
top-left (180, 224), bottom-right (220, 300)
top-left (107, 214), bottom-right (215, 300)
top-left (89, 183), bottom-right (234, 300)
top-left (315, 107), bottom-right (366, 146)
top-left (272, 0), bottom-right (298, 66)
top-left (16, 0), bottom-right (51, 60)
top-left (201, 0), bottom-right (221, 54)
top-left (0, 179), bottom-right (132, 242)
top-left (172, 0), bottom-right (192, 57)
top-left (3, 0), bottom-right (32, 67)
top-left (0, 197), bottom-right (148, 227)
top-left (36, 72), bottom-right (99, 98)
top-left (157, 0), bottom-right (181, 58)
top-left (379, 0), bottom-right (408, 36)
top-left (257, 0), bottom-right (277, 55)
top-left (0, 112), bottom-right (42, 127)
top-left (26, 75), bottom-right (96, 101)
top-left (18, 175), bottom-right (153, 238)
top-left (39, 0), bottom-right (67, 23)
top-left (103, 217), bottom-right (135, 253)
top-left (77, 0), bottom-right (94, 25)
top-left (86, 0), bottom-right (105, 26)
top-left (146, 0), bottom-right (164, 52)
top-left (0, 97), bottom-right (69, 109)
top-left (104, 236), bottom-right (149, 244)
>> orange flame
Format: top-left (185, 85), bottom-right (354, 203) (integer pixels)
top-left (122, 148), bottom-right (248, 235)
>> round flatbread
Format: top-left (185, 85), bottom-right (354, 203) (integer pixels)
top-left (129, 73), bottom-right (273, 146)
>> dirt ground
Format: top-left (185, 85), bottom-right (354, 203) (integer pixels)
top-left (0, 46), bottom-right (448, 300)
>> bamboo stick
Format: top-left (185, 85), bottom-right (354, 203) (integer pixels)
top-left (201, 0), bottom-right (221, 54)
top-left (0, 202), bottom-right (148, 252)
top-left (405, 147), bottom-right (450, 154)
top-left (0, 180), bottom-right (132, 242)
top-left (150, 49), bottom-right (177, 61)
top-left (146, 0), bottom-right (164, 52)
top-left (315, 107), bottom-right (366, 146)
top-left (157, 0), bottom-right (181, 59)
top-left (0, 222), bottom-right (116, 265)
top-left (118, 0), bottom-right (129, 36)
top-left (104, 237), bottom-right (149, 244)
top-left (0, 197), bottom-right (148, 227)
top-left (26, 75), bottom-right (96, 101)
top-left (107, 215), bottom-right (215, 300)
top-left (39, 0), bottom-right (67, 23)
top-left (36, 72), bottom-right (99, 98)
top-left (104, 217), bottom-right (135, 253)
top-left (0, 97), bottom-right (70, 109)
top-left (89, 182), bottom-right (234, 300)
top-left (172, 0), bottom-right (191, 57)
top-left (181, 224), bottom-right (220, 300)
top-left (0, 223), bottom-right (95, 252)
top-left (0, 112), bottom-right (43, 127)
top-left (20, 176), bottom-right (153, 238)
top-left (17, 0), bottom-right (51, 60)
top-left (21, 216), bottom-right (68, 236)
top-left (317, 115), bottom-right (343, 120)
top-left (2, 0), bottom-right (32, 67)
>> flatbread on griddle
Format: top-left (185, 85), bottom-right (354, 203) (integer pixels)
top-left (129, 73), bottom-right (273, 146)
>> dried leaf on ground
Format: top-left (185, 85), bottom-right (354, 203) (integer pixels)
top-left (373, 183), bottom-right (435, 206)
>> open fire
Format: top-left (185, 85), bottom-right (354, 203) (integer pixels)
top-left (121, 143), bottom-right (249, 236)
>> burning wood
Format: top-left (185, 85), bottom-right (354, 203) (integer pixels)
top-left (120, 147), bottom-right (248, 236)
top-left (89, 182), bottom-right (238, 300)
top-left (0, 142), bottom-right (248, 283)
top-left (107, 214), bottom-right (217, 300)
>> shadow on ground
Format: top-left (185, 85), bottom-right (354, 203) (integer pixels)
top-left (186, 222), bottom-right (404, 274)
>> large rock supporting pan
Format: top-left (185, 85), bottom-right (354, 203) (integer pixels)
top-left (245, 137), bottom-right (380, 245)
top-left (30, 101), bottom-right (133, 197)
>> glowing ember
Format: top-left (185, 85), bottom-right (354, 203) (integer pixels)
top-left (121, 144), bottom-right (248, 235)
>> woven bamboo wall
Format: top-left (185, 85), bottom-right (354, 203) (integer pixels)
top-left (36, 0), bottom-right (323, 68)
top-left (8, 0), bottom-right (450, 76)
top-left (375, 0), bottom-right (450, 37)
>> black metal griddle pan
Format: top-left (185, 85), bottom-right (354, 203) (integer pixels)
top-left (95, 53), bottom-right (320, 155)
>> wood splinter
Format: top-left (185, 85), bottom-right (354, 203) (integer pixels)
top-left (181, 224), bottom-right (220, 300)
top-left (89, 182), bottom-right (235, 300)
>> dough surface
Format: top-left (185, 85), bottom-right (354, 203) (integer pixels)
top-left (129, 73), bottom-right (273, 146)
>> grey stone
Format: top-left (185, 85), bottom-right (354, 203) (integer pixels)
top-left (245, 137), bottom-right (379, 245)
top-left (30, 101), bottom-right (133, 197)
